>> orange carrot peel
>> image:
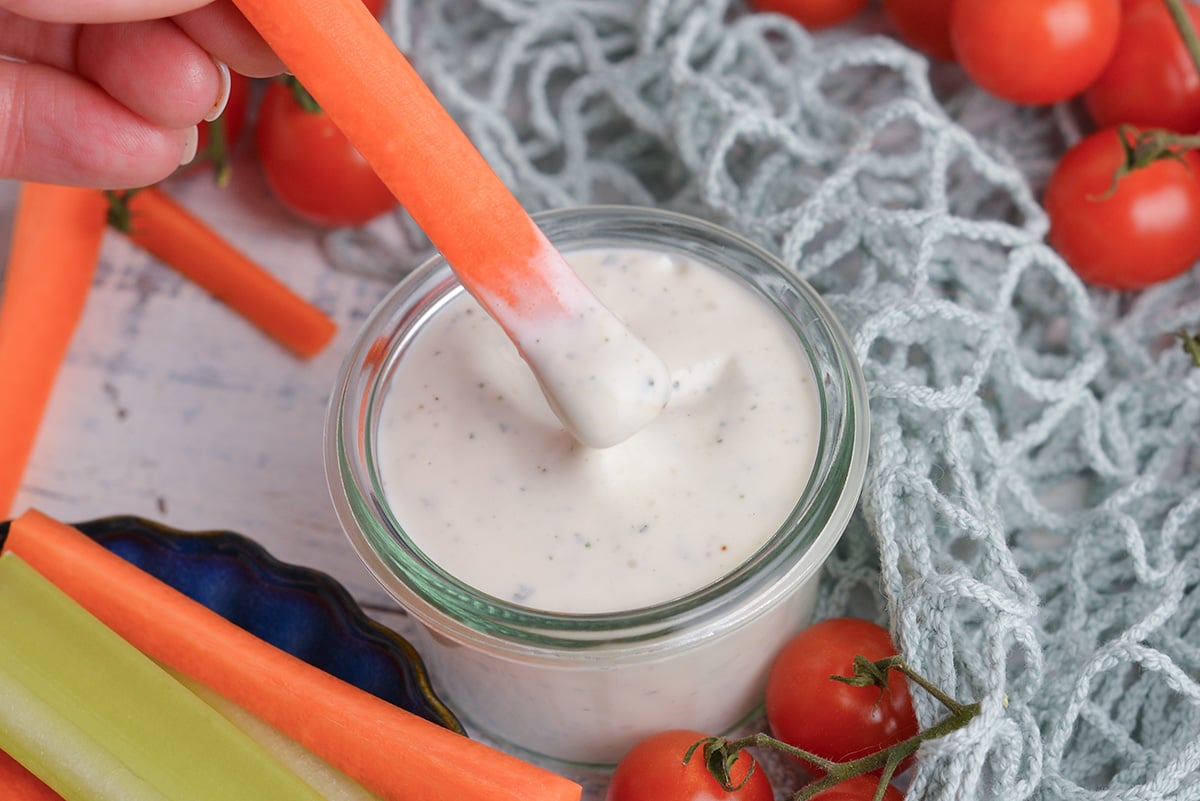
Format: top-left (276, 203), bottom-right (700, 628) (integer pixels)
top-left (0, 183), bottom-right (109, 518)
top-left (3, 509), bottom-right (582, 801)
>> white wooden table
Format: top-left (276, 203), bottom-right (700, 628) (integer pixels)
top-left (0, 166), bottom-right (804, 799)
top-left (1, 165), bottom-right (410, 627)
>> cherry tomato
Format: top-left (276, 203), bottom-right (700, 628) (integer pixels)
top-left (1044, 127), bottom-right (1200, 290)
top-left (810, 775), bottom-right (905, 800)
top-left (1083, 0), bottom-right (1200, 133)
top-left (882, 0), bottom-right (955, 62)
top-left (1119, 0), bottom-right (1175, 13)
top-left (765, 618), bottom-right (919, 770)
top-left (254, 78), bottom-right (397, 227)
top-left (745, 0), bottom-right (870, 30)
top-left (949, 0), bottom-right (1121, 105)
top-left (606, 729), bottom-right (774, 801)
top-left (362, 0), bottom-right (389, 17)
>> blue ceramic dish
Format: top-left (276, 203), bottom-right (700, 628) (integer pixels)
top-left (0, 515), bottom-right (463, 734)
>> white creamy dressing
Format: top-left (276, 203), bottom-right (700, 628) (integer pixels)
top-left (376, 247), bottom-right (820, 614)
top-left (515, 303), bottom-right (672, 450)
top-left (492, 249), bottom-right (674, 449)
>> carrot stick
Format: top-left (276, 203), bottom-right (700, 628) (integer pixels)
top-left (0, 183), bottom-right (108, 518)
top-left (4, 510), bottom-right (582, 801)
top-left (227, 0), bottom-right (566, 316)
top-left (0, 749), bottom-right (65, 801)
top-left (106, 187), bottom-right (336, 359)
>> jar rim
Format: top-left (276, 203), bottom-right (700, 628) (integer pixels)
top-left (324, 205), bottom-right (869, 654)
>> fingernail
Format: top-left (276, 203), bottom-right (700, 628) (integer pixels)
top-left (203, 59), bottom-right (231, 122)
top-left (179, 125), bottom-right (199, 166)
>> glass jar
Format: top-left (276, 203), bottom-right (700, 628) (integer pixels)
top-left (325, 206), bottom-right (869, 767)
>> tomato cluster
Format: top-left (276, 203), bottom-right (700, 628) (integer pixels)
top-left (607, 618), bottom-right (918, 801)
top-left (184, 0), bottom-right (398, 228)
top-left (747, 0), bottom-right (1200, 291)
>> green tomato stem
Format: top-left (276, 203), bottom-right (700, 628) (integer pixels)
top-left (1091, 126), bottom-right (1200, 201)
top-left (1174, 329), bottom-right (1200, 366)
top-left (205, 115), bottom-right (233, 189)
top-left (103, 189), bottom-right (143, 234)
top-left (1163, 0), bottom-right (1200, 78)
top-left (1122, 127), bottom-right (1200, 168)
top-left (283, 75), bottom-right (324, 114)
top-left (846, 655), bottom-right (970, 717)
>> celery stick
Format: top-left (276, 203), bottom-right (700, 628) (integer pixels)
top-left (0, 663), bottom-right (168, 801)
top-left (0, 553), bottom-right (328, 801)
top-left (170, 668), bottom-right (384, 801)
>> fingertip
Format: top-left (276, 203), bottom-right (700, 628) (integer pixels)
top-left (178, 125), bottom-right (200, 166)
top-left (204, 61), bottom-right (231, 122)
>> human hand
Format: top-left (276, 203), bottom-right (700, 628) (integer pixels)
top-left (0, 0), bottom-right (284, 188)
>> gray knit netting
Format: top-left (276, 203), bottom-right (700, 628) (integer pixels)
top-left (358, 1), bottom-right (1200, 798)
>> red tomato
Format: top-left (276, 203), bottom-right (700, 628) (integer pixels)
top-left (1119, 0), bottom-right (1170, 12)
top-left (765, 618), bottom-right (919, 770)
top-left (882, 0), bottom-right (956, 62)
top-left (254, 78), bottom-right (397, 228)
top-left (1083, 0), bottom-right (1200, 133)
top-left (606, 729), bottom-right (774, 801)
top-left (745, 0), bottom-right (870, 29)
top-left (1044, 127), bottom-right (1200, 290)
top-left (949, 0), bottom-right (1121, 105)
top-left (362, 0), bottom-right (389, 17)
top-left (810, 775), bottom-right (905, 800)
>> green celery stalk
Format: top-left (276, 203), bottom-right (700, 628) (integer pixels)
top-left (0, 552), bottom-right (329, 801)
top-left (170, 668), bottom-right (384, 801)
top-left (0, 663), bottom-right (168, 801)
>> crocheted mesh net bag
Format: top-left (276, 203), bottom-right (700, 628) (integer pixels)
top-left (343, 1), bottom-right (1200, 798)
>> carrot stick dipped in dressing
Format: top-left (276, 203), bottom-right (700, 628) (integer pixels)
top-left (227, 0), bottom-right (670, 447)
top-left (0, 184), bottom-right (108, 518)
top-left (3, 510), bottom-right (582, 801)
top-left (104, 187), bottom-right (337, 359)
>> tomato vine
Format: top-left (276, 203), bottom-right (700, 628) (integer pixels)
top-left (1164, 0), bottom-right (1200, 73)
top-left (1176, 329), bottom-right (1200, 366)
top-left (691, 655), bottom-right (986, 801)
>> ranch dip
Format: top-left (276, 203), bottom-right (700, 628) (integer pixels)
top-left (375, 246), bottom-right (820, 615)
top-left (493, 247), bottom-right (674, 449)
